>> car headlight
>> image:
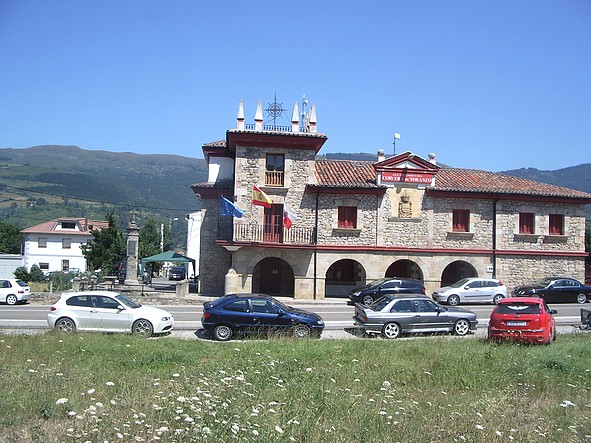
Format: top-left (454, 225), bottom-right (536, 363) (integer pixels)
top-left (317, 319), bottom-right (324, 325)
top-left (352, 291), bottom-right (361, 296)
top-left (161, 316), bottom-right (172, 321)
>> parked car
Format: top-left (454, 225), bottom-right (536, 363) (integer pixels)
top-left (0, 279), bottom-right (31, 305)
top-left (348, 277), bottom-right (426, 306)
top-left (168, 266), bottom-right (187, 281)
top-left (432, 278), bottom-right (507, 305)
top-left (201, 293), bottom-right (325, 341)
top-left (513, 277), bottom-right (591, 304)
top-left (488, 297), bottom-right (556, 344)
top-left (353, 294), bottom-right (478, 339)
top-left (47, 291), bottom-right (174, 336)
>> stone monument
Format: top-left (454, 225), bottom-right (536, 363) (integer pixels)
top-left (124, 209), bottom-right (140, 285)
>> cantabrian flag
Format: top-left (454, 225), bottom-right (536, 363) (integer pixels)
top-left (251, 186), bottom-right (272, 208)
top-left (283, 205), bottom-right (297, 229)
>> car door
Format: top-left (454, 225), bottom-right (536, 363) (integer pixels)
top-left (410, 299), bottom-right (443, 330)
top-left (387, 299), bottom-right (415, 331)
top-left (250, 298), bottom-right (292, 333)
top-left (555, 279), bottom-right (579, 303)
top-left (379, 280), bottom-right (402, 297)
top-left (0, 279), bottom-right (9, 302)
top-left (220, 299), bottom-right (257, 332)
top-left (461, 280), bottom-right (483, 303)
top-left (64, 295), bottom-right (94, 330)
top-left (92, 295), bottom-right (132, 332)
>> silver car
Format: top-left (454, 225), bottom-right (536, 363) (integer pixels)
top-left (0, 279), bottom-right (31, 305)
top-left (353, 294), bottom-right (478, 339)
top-left (432, 278), bottom-right (507, 306)
top-left (47, 291), bottom-right (174, 337)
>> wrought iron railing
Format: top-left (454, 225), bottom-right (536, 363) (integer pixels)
top-left (231, 223), bottom-right (315, 245)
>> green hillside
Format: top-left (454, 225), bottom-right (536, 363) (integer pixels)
top-left (0, 146), bottom-right (208, 244)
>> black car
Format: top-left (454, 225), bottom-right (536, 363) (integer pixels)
top-left (168, 266), bottom-right (187, 281)
top-left (348, 277), bottom-right (426, 306)
top-left (513, 277), bottom-right (591, 304)
top-left (201, 293), bottom-right (325, 341)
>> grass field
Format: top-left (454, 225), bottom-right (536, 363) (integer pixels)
top-left (1, 332), bottom-right (590, 442)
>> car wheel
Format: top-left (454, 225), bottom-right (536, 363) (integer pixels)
top-left (447, 294), bottom-right (460, 306)
top-left (382, 322), bottom-right (401, 339)
top-left (492, 294), bottom-right (504, 305)
top-left (132, 319), bottom-right (154, 337)
top-left (5, 295), bottom-right (18, 305)
top-left (292, 324), bottom-right (311, 339)
top-left (213, 324), bottom-right (233, 341)
top-left (576, 293), bottom-right (588, 304)
top-left (55, 317), bottom-right (76, 334)
top-left (453, 319), bottom-right (470, 336)
top-left (362, 295), bottom-right (374, 305)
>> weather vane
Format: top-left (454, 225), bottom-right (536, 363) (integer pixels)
top-left (265, 94), bottom-right (286, 128)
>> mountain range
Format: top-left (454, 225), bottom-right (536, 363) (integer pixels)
top-left (0, 146), bottom-right (589, 233)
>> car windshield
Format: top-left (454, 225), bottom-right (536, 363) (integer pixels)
top-left (115, 294), bottom-right (141, 309)
top-left (496, 303), bottom-right (540, 315)
top-left (16, 280), bottom-right (28, 287)
top-left (450, 278), bottom-right (470, 288)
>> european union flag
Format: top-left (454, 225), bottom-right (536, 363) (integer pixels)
top-left (221, 196), bottom-right (244, 218)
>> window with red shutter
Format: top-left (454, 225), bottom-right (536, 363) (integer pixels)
top-left (452, 209), bottom-right (470, 232)
top-left (338, 206), bottom-right (357, 228)
top-left (519, 213), bottom-right (535, 234)
top-left (549, 214), bottom-right (564, 235)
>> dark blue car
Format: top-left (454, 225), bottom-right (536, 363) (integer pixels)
top-left (201, 293), bottom-right (325, 341)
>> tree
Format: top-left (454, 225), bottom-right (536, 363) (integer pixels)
top-left (139, 219), bottom-right (161, 259)
top-left (0, 222), bottom-right (24, 254)
top-left (80, 211), bottom-right (126, 275)
top-left (29, 264), bottom-right (44, 283)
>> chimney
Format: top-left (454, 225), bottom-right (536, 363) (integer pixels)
top-left (377, 149), bottom-right (386, 162)
top-left (308, 103), bottom-right (317, 133)
top-left (291, 101), bottom-right (300, 133)
top-left (254, 99), bottom-right (263, 131)
top-left (237, 99), bottom-right (245, 130)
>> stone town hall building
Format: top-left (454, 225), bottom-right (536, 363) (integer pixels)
top-left (191, 99), bottom-right (591, 299)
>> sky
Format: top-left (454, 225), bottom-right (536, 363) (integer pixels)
top-left (1, 0), bottom-right (590, 172)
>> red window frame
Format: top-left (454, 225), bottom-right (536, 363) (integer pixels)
top-left (519, 213), bottom-right (535, 234)
top-left (338, 206), bottom-right (357, 228)
top-left (452, 209), bottom-right (470, 232)
top-left (549, 214), bottom-right (564, 235)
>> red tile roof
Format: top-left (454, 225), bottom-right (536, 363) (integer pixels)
top-left (433, 168), bottom-right (591, 199)
top-left (314, 160), bottom-right (378, 188)
top-left (313, 160), bottom-right (591, 200)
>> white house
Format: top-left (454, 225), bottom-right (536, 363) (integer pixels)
top-left (21, 218), bottom-right (108, 273)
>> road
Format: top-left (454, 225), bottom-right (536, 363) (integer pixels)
top-left (0, 300), bottom-right (586, 332)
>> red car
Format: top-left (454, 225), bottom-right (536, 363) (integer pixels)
top-left (488, 297), bottom-right (556, 344)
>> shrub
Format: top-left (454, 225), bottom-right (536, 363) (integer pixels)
top-left (13, 266), bottom-right (29, 281)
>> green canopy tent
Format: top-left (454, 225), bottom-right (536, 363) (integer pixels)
top-left (140, 251), bottom-right (197, 279)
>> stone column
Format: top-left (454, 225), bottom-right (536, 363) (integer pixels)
top-left (124, 210), bottom-right (140, 285)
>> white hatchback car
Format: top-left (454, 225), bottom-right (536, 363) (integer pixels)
top-left (0, 279), bottom-right (31, 305)
top-left (432, 278), bottom-right (508, 306)
top-left (47, 291), bottom-right (174, 337)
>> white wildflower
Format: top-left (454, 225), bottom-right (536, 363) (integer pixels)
top-left (275, 425), bottom-right (284, 434)
top-left (56, 398), bottom-right (68, 405)
top-left (476, 424), bottom-right (484, 430)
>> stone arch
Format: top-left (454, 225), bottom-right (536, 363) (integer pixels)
top-left (385, 259), bottom-right (424, 281)
top-left (324, 258), bottom-right (366, 298)
top-left (440, 261), bottom-right (478, 287)
top-left (252, 257), bottom-right (295, 297)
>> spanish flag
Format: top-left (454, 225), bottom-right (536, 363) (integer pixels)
top-left (251, 186), bottom-right (272, 208)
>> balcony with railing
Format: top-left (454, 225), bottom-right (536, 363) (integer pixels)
top-left (265, 170), bottom-right (284, 187)
top-left (229, 223), bottom-right (315, 245)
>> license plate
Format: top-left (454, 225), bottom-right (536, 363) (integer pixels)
top-left (507, 321), bottom-right (527, 326)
